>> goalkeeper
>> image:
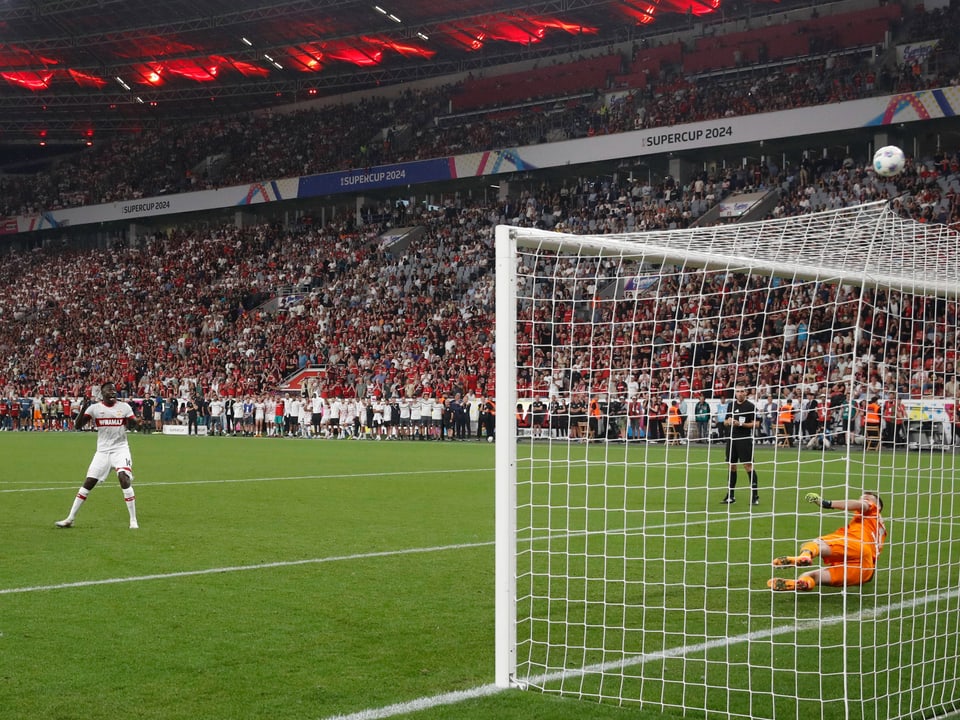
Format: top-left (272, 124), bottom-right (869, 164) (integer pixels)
top-left (768, 491), bottom-right (887, 591)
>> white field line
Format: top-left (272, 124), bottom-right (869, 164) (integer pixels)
top-left (1, 466), bottom-right (924, 529)
top-left (0, 541), bottom-right (493, 596)
top-left (0, 467), bottom-right (495, 492)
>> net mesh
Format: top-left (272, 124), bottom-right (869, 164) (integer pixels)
top-left (497, 201), bottom-right (960, 720)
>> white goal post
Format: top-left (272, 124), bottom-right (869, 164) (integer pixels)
top-left (494, 200), bottom-right (960, 719)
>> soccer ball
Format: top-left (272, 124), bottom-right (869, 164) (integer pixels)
top-left (872, 145), bottom-right (905, 177)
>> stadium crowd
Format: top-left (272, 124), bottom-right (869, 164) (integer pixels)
top-left (0, 136), bottom-right (958, 442)
top-left (0, 1), bottom-right (958, 217)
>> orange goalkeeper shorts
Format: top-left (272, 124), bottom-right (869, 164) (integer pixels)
top-left (820, 534), bottom-right (876, 586)
top-left (823, 564), bottom-right (875, 586)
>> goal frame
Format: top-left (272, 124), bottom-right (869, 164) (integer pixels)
top-left (494, 202), bottom-right (960, 703)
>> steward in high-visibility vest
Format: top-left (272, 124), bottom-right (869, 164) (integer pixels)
top-left (778, 400), bottom-right (794, 425)
top-left (778, 399), bottom-right (794, 446)
top-left (668, 403), bottom-right (682, 426)
top-left (588, 397), bottom-right (602, 438)
top-left (864, 398), bottom-right (881, 444)
top-left (667, 400), bottom-right (684, 442)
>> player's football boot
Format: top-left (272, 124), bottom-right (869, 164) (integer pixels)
top-left (54, 518), bottom-right (74, 528)
top-left (772, 554), bottom-right (812, 567)
top-left (767, 578), bottom-right (796, 591)
top-left (720, 496), bottom-right (736, 504)
top-left (795, 578), bottom-right (814, 591)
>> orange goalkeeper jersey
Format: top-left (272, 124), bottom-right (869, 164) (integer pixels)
top-left (823, 498), bottom-right (887, 567)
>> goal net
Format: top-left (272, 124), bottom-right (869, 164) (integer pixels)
top-left (494, 200), bottom-right (960, 720)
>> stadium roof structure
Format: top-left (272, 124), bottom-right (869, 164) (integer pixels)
top-left (0, 0), bottom-right (793, 146)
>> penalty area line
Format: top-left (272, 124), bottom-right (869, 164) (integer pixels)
top-left (0, 467), bottom-right (494, 493)
top-left (0, 541), bottom-right (492, 596)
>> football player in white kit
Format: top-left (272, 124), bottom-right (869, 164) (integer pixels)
top-left (55, 382), bottom-right (141, 529)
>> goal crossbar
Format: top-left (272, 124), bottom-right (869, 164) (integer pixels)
top-left (506, 200), bottom-right (960, 296)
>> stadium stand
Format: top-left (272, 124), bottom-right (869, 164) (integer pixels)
top-left (0, 141), bottom-right (957, 415)
top-left (0, 1), bottom-right (956, 215)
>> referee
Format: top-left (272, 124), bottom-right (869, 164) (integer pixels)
top-left (720, 382), bottom-right (761, 506)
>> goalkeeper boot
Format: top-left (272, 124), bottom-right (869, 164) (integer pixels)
top-left (772, 554), bottom-right (812, 567)
top-left (795, 578), bottom-right (815, 591)
top-left (767, 578), bottom-right (797, 591)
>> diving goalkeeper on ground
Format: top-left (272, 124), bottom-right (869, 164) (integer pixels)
top-left (768, 491), bottom-right (887, 591)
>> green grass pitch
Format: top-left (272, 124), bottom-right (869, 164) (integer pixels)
top-left (1, 432), bottom-right (958, 720)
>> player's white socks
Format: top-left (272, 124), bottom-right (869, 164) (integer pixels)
top-left (65, 487), bottom-right (90, 521)
top-left (123, 486), bottom-right (138, 526)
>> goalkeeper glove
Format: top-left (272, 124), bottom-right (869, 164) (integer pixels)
top-left (804, 492), bottom-right (832, 509)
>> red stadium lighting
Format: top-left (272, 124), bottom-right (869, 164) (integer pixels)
top-left (1, 70), bottom-right (53, 90)
top-left (482, 21), bottom-right (543, 45)
top-left (224, 58), bottom-right (270, 78)
top-left (379, 39), bottom-right (435, 59)
top-left (619, 0), bottom-right (719, 22)
top-left (535, 17), bottom-right (599, 34)
top-left (129, 64), bottom-right (164, 85)
top-left (324, 43), bottom-right (383, 66)
top-left (285, 46), bottom-right (325, 72)
top-left (621, 1), bottom-right (658, 25)
top-left (68, 69), bottom-right (108, 88)
top-left (164, 59), bottom-right (218, 82)
top-left (665, 0), bottom-right (720, 15)
top-left (445, 26), bottom-right (485, 51)
top-left (441, 13), bottom-right (597, 48)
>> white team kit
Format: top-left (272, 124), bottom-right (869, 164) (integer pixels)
top-left (55, 390), bottom-right (139, 530)
top-left (84, 400), bottom-right (136, 481)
